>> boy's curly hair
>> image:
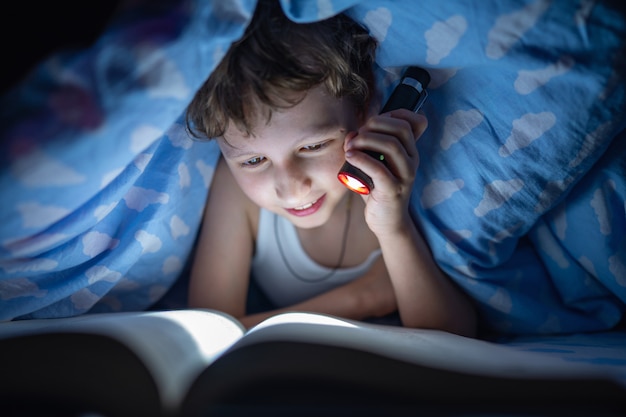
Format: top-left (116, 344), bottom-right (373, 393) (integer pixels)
top-left (185, 0), bottom-right (378, 139)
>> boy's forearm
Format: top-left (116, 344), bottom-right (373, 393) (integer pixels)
top-left (378, 220), bottom-right (477, 337)
top-left (238, 262), bottom-right (397, 329)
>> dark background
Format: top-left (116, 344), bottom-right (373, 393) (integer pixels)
top-left (2, 2), bottom-right (120, 95)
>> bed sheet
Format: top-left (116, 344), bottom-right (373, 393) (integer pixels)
top-left (497, 329), bottom-right (626, 388)
top-left (1, 0), bottom-right (625, 335)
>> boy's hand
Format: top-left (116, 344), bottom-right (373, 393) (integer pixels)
top-left (343, 109), bottom-right (428, 237)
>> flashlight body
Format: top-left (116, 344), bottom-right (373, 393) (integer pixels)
top-left (338, 66), bottom-right (430, 195)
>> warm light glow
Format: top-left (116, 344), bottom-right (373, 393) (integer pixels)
top-left (159, 309), bottom-right (244, 358)
top-left (337, 173), bottom-right (370, 195)
top-left (249, 311), bottom-right (359, 332)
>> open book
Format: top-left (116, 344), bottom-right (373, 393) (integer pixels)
top-left (1, 309), bottom-right (624, 417)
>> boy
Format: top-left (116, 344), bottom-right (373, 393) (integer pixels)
top-left (185, 0), bottom-right (476, 337)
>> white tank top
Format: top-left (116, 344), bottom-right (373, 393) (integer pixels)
top-left (251, 208), bottom-right (382, 307)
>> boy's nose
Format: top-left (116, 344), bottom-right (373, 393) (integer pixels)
top-left (274, 164), bottom-right (312, 202)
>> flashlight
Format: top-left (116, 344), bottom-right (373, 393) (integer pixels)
top-left (337, 66), bottom-right (430, 195)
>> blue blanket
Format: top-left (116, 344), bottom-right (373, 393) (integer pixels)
top-left (1, 0), bottom-right (625, 334)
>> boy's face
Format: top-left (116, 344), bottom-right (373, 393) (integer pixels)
top-left (219, 85), bottom-right (361, 229)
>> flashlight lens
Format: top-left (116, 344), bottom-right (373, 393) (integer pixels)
top-left (337, 173), bottom-right (370, 195)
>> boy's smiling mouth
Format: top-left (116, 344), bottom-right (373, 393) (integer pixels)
top-left (294, 199), bottom-right (318, 211)
top-left (286, 195), bottom-right (325, 217)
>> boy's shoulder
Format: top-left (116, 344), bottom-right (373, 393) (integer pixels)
top-left (210, 156), bottom-right (260, 234)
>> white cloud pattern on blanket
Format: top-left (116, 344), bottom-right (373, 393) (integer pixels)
top-left (489, 288), bottom-right (513, 314)
top-left (440, 109), bottom-right (483, 150)
top-left (196, 160), bottom-right (216, 189)
top-left (425, 15), bottom-right (466, 65)
top-left (178, 163), bottom-right (191, 189)
top-left (170, 215), bottom-right (190, 240)
top-left (86, 265), bottom-right (122, 284)
top-left (123, 186), bottom-right (170, 212)
top-left (486, 0), bottom-right (550, 59)
top-left (94, 202), bottom-right (118, 222)
top-left (82, 231), bottom-right (120, 258)
top-left (363, 8), bottom-right (391, 42)
top-left (1, 259), bottom-right (58, 274)
top-left (515, 56), bottom-right (574, 95)
top-left (535, 225), bottom-right (570, 269)
top-left (0, 278), bottom-right (47, 300)
top-left (421, 179), bottom-right (464, 209)
top-left (138, 48), bottom-right (190, 100)
top-left (499, 112), bottom-right (556, 157)
top-left (162, 256), bottom-right (183, 275)
top-left (130, 125), bottom-right (163, 154)
top-left (12, 149), bottom-right (86, 187)
top-left (133, 153), bottom-right (153, 173)
top-left (135, 230), bottom-right (163, 255)
top-left (100, 167), bottom-right (125, 189)
top-left (591, 182), bottom-right (614, 236)
top-left (70, 288), bottom-right (100, 310)
top-left (610, 256), bottom-right (626, 287)
top-left (474, 179), bottom-right (524, 217)
top-left (570, 123), bottom-right (611, 169)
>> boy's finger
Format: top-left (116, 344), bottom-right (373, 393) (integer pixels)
top-left (386, 109), bottom-right (428, 141)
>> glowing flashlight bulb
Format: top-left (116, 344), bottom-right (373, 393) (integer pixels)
top-left (337, 173), bottom-right (370, 195)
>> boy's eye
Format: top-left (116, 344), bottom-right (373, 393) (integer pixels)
top-left (301, 142), bottom-right (326, 152)
top-left (242, 156), bottom-right (265, 167)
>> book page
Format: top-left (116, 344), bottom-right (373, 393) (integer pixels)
top-left (0, 309), bottom-right (245, 412)
top-left (237, 311), bottom-right (617, 382)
